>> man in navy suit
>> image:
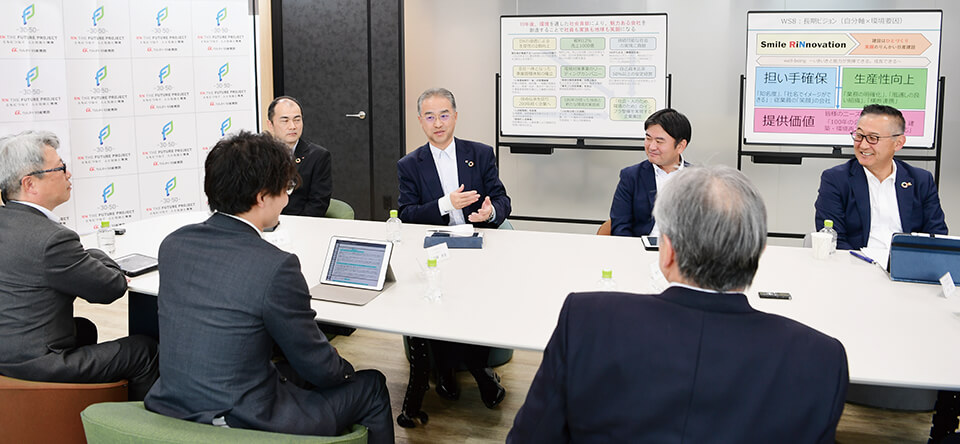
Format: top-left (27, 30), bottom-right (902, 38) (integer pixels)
top-left (395, 88), bottom-right (510, 422)
top-left (265, 96), bottom-right (333, 218)
top-left (145, 132), bottom-right (392, 443)
top-left (510, 166), bottom-right (849, 443)
top-left (815, 104), bottom-right (947, 250)
top-left (609, 108), bottom-right (691, 237)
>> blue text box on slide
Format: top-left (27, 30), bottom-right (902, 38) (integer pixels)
top-left (755, 66), bottom-right (837, 108)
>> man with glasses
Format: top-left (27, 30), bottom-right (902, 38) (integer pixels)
top-left (395, 88), bottom-right (511, 423)
top-left (265, 95), bottom-right (333, 217)
top-left (0, 130), bottom-right (159, 400)
top-left (815, 104), bottom-right (947, 250)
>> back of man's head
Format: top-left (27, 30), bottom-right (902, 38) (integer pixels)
top-left (0, 130), bottom-right (60, 203)
top-left (204, 131), bottom-right (299, 215)
top-left (653, 165), bottom-right (766, 292)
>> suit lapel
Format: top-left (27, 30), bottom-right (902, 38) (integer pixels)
top-left (455, 139), bottom-right (473, 192)
top-left (640, 161), bottom-right (657, 208)
top-left (417, 144), bottom-right (445, 200)
top-left (849, 163), bottom-right (871, 243)
top-left (894, 160), bottom-right (914, 230)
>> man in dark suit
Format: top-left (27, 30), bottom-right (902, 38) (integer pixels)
top-left (144, 132), bottom-right (392, 442)
top-left (815, 104), bottom-right (947, 250)
top-left (395, 88), bottom-right (510, 422)
top-left (609, 108), bottom-right (691, 237)
top-left (510, 165), bottom-right (849, 443)
top-left (266, 95), bottom-right (333, 217)
top-left (0, 130), bottom-right (158, 400)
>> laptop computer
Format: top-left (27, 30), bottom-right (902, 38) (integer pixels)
top-left (309, 236), bottom-right (395, 305)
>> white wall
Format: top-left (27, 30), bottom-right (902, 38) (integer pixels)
top-left (404, 0), bottom-right (960, 235)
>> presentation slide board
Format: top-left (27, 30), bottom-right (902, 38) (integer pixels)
top-left (500, 14), bottom-right (667, 140)
top-left (744, 10), bottom-right (942, 148)
top-left (0, 0), bottom-right (259, 232)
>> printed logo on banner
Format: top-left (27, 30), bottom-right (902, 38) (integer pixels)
top-left (25, 66), bottom-right (38, 87)
top-left (102, 182), bottom-right (115, 203)
top-left (156, 6), bottom-right (168, 27)
top-left (95, 66), bottom-right (107, 86)
top-left (98, 124), bottom-right (111, 145)
top-left (22, 3), bottom-right (35, 25)
top-left (218, 63), bottom-right (229, 82)
top-left (216, 8), bottom-right (227, 26)
top-left (158, 64), bottom-right (170, 84)
top-left (161, 121), bottom-right (173, 140)
top-left (165, 177), bottom-right (177, 196)
top-left (220, 117), bottom-right (232, 136)
top-left (92, 5), bottom-right (104, 26)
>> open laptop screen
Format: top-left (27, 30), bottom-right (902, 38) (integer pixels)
top-left (320, 237), bottom-right (393, 291)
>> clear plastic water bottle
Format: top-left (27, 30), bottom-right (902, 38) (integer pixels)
top-left (820, 219), bottom-right (838, 255)
top-left (386, 209), bottom-right (402, 244)
top-left (597, 268), bottom-right (617, 291)
top-left (425, 258), bottom-right (441, 303)
top-left (97, 220), bottom-right (116, 254)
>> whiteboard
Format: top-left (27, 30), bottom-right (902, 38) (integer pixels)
top-left (0, 0), bottom-right (260, 232)
top-left (500, 14), bottom-right (667, 140)
top-left (744, 10), bottom-right (942, 148)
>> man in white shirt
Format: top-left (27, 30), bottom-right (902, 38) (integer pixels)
top-left (815, 104), bottom-right (947, 250)
top-left (395, 88), bottom-right (511, 425)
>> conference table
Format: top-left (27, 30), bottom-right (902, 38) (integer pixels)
top-left (96, 211), bottom-right (960, 393)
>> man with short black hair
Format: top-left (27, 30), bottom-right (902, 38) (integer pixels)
top-left (266, 95), bottom-right (333, 217)
top-left (510, 166), bottom-right (849, 442)
top-left (815, 104), bottom-right (947, 250)
top-left (0, 130), bottom-right (158, 400)
top-left (609, 108), bottom-right (692, 237)
top-left (145, 131), bottom-right (392, 442)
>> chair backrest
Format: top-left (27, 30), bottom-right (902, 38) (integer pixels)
top-left (81, 401), bottom-right (369, 444)
top-left (0, 375), bottom-right (128, 444)
top-left (802, 232), bottom-right (813, 248)
top-left (499, 219), bottom-right (514, 230)
top-left (325, 199), bottom-right (355, 220)
top-left (596, 219), bottom-right (612, 235)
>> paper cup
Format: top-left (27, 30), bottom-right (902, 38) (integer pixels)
top-left (811, 232), bottom-right (832, 260)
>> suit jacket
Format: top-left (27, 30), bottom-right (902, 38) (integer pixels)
top-left (508, 286), bottom-right (849, 443)
top-left (283, 139), bottom-right (332, 217)
top-left (397, 138), bottom-right (510, 228)
top-left (0, 202), bottom-right (127, 378)
top-left (144, 213), bottom-right (356, 434)
top-left (609, 160), bottom-right (690, 237)
top-left (815, 158), bottom-right (947, 250)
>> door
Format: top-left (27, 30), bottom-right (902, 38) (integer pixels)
top-left (275, 0), bottom-right (403, 221)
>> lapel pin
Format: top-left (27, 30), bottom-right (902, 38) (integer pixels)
top-left (466, 160), bottom-right (474, 167)
top-left (295, 157), bottom-right (302, 164)
top-left (901, 181), bottom-right (912, 188)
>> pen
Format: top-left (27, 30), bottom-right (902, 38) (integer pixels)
top-left (849, 250), bottom-right (875, 265)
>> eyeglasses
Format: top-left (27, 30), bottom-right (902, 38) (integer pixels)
top-left (286, 180), bottom-right (297, 195)
top-left (850, 131), bottom-right (902, 145)
top-left (25, 160), bottom-right (67, 177)
top-left (421, 113), bottom-right (452, 124)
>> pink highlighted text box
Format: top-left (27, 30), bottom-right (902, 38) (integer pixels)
top-left (754, 108), bottom-right (923, 136)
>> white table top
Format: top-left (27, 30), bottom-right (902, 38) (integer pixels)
top-left (101, 211), bottom-right (960, 391)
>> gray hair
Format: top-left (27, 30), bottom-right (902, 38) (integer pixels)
top-left (0, 130), bottom-right (60, 201)
top-left (652, 165), bottom-right (767, 292)
top-left (417, 88), bottom-right (457, 115)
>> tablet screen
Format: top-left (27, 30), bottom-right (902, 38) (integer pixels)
top-left (321, 237), bottom-right (393, 290)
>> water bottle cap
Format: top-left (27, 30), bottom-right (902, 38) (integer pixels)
top-left (390, 209), bottom-right (398, 218)
top-left (101, 221), bottom-right (110, 228)
top-left (601, 268), bottom-right (613, 279)
top-left (427, 258), bottom-right (437, 268)
top-left (824, 219), bottom-right (833, 228)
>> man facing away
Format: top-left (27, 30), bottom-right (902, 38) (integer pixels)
top-left (609, 108), bottom-right (692, 237)
top-left (0, 130), bottom-right (158, 400)
top-left (144, 131), bottom-right (392, 442)
top-left (265, 95), bottom-right (333, 217)
top-left (815, 104), bottom-right (947, 250)
top-left (509, 165), bottom-right (849, 443)
top-left (395, 87), bottom-right (510, 420)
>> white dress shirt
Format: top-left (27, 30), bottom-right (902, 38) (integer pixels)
top-left (864, 162), bottom-right (901, 250)
top-left (431, 141), bottom-right (466, 226)
top-left (648, 155), bottom-right (686, 237)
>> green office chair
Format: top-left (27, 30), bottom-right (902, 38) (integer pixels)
top-left (81, 402), bottom-right (368, 444)
top-left (499, 219), bottom-right (514, 230)
top-left (325, 199), bottom-right (355, 220)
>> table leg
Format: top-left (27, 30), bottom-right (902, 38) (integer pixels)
top-left (128, 291), bottom-right (159, 342)
top-left (929, 390), bottom-right (960, 443)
